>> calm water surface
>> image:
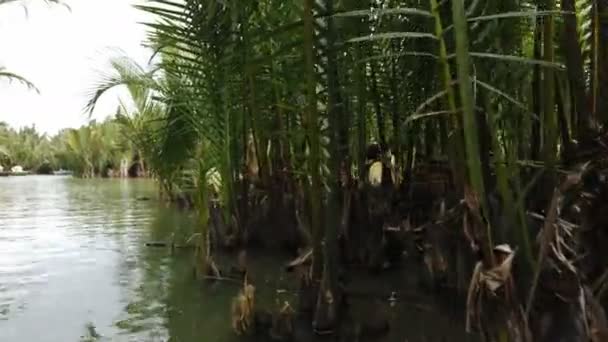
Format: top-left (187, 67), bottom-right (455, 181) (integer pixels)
top-left (0, 176), bottom-right (471, 342)
top-left (0, 176), bottom-right (271, 342)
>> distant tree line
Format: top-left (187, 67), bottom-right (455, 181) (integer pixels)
top-left (0, 119), bottom-right (144, 177)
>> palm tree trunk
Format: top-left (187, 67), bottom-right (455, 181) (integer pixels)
top-left (303, 0), bottom-right (323, 286)
top-left (429, 0), bottom-right (466, 188)
top-left (355, 46), bottom-right (367, 178)
top-left (531, 15), bottom-right (542, 162)
top-left (561, 0), bottom-right (591, 138)
top-left (451, 0), bottom-right (493, 264)
top-left (314, 0), bottom-right (342, 333)
top-left (389, 52), bottom-right (401, 167)
top-left (542, 0), bottom-right (558, 193)
top-left (596, 0), bottom-right (608, 123)
top-left (370, 62), bottom-right (386, 146)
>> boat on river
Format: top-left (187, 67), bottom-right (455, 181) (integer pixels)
top-left (9, 165), bottom-right (31, 176)
top-left (53, 169), bottom-right (73, 176)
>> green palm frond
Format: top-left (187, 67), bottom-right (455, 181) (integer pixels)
top-left (84, 55), bottom-right (160, 115)
top-left (69, 0), bottom-right (598, 285)
top-left (0, 67), bottom-right (39, 93)
top-left (574, 0), bottom-right (593, 72)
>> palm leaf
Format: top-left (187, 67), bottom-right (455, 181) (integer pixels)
top-left (347, 32), bottom-right (437, 43)
top-left (467, 10), bottom-right (574, 22)
top-left (84, 55), bottom-right (160, 114)
top-left (464, 52), bottom-right (565, 69)
top-left (333, 7), bottom-right (433, 19)
top-left (0, 68), bottom-right (39, 93)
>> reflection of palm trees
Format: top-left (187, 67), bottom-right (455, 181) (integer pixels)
top-left (33, 177), bottom-right (297, 342)
top-left (111, 199), bottom-right (249, 342)
top-left (79, 322), bottom-right (101, 342)
top-left (113, 198), bottom-right (197, 340)
top-left (60, 178), bottom-right (170, 339)
top-left (114, 220), bottom-right (170, 337)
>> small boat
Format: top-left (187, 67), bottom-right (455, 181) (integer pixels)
top-left (53, 169), bottom-right (73, 176)
top-left (10, 165), bottom-right (31, 176)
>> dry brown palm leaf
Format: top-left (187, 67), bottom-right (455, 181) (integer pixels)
top-left (231, 293), bottom-right (252, 334)
top-left (231, 277), bottom-right (256, 336)
top-left (466, 245), bottom-right (519, 333)
top-left (280, 301), bottom-right (295, 315)
top-left (464, 184), bottom-right (481, 212)
top-left (270, 300), bottom-right (296, 339)
top-left (285, 248), bottom-right (313, 272)
top-left (480, 249), bottom-right (516, 293)
top-left (525, 165), bottom-right (608, 341)
top-left (208, 257), bottom-right (221, 278)
top-left (550, 243), bottom-right (577, 274)
top-left (533, 170), bottom-right (585, 281)
top-left (466, 262), bottom-right (481, 333)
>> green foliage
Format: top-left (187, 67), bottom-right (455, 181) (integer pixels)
top-left (78, 0), bottom-right (604, 274)
top-left (0, 67), bottom-right (39, 93)
top-left (0, 123), bottom-right (57, 172)
top-left (0, 118), bottom-right (136, 177)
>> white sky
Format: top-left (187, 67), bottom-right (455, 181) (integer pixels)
top-left (0, 0), bottom-right (154, 135)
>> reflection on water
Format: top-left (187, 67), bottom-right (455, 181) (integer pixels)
top-left (0, 176), bottom-right (296, 342)
top-left (0, 176), bottom-right (472, 342)
top-left (0, 176), bottom-right (195, 341)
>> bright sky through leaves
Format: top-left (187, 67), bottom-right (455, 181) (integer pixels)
top-left (0, 0), bottom-right (153, 134)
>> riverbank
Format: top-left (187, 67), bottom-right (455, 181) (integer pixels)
top-left (0, 176), bottom-right (477, 342)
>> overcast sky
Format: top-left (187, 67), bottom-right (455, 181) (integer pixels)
top-left (0, 0), bottom-right (154, 134)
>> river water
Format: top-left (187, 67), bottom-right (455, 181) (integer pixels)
top-left (0, 176), bottom-right (241, 341)
top-left (0, 176), bottom-right (472, 342)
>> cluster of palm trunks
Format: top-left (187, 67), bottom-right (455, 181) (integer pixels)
top-left (214, 139), bottom-right (608, 341)
top-left (221, 144), bottom-right (472, 340)
top-left (338, 144), bottom-right (460, 284)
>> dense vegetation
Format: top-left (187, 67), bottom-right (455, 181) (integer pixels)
top-left (82, 0), bottom-right (608, 339)
top-left (0, 119), bottom-right (144, 177)
top-left (3, 0), bottom-right (608, 340)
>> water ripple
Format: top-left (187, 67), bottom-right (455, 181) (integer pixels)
top-left (0, 176), bottom-right (178, 342)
